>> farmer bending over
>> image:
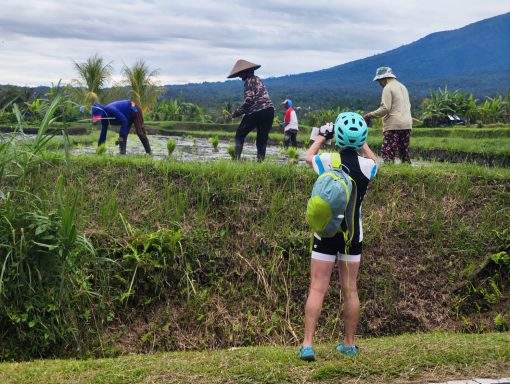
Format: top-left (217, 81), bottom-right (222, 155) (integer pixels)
top-left (299, 112), bottom-right (378, 362)
top-left (92, 99), bottom-right (152, 155)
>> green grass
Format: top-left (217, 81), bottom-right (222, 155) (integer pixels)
top-left (367, 135), bottom-right (510, 156)
top-left (410, 126), bottom-right (510, 138)
top-left (0, 332), bottom-right (508, 383)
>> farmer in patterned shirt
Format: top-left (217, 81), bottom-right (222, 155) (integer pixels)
top-left (228, 59), bottom-right (275, 161)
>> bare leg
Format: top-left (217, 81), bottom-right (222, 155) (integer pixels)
top-left (338, 260), bottom-right (360, 346)
top-left (303, 259), bottom-right (335, 346)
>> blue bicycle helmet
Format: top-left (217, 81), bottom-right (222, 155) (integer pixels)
top-left (334, 112), bottom-right (368, 150)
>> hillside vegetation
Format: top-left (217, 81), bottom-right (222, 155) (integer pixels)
top-left (1, 155), bottom-right (509, 360)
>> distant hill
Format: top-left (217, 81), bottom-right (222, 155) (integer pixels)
top-left (165, 12), bottom-right (510, 109)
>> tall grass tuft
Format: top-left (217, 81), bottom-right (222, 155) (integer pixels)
top-left (96, 143), bottom-right (107, 155)
top-left (227, 145), bottom-right (235, 159)
top-left (166, 139), bottom-right (176, 156)
top-left (286, 147), bottom-right (299, 163)
top-left (208, 136), bottom-right (219, 152)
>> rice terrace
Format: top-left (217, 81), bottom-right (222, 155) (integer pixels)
top-left (0, 4), bottom-right (510, 384)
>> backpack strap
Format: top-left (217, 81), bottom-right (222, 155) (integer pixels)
top-left (342, 177), bottom-right (357, 254)
top-left (330, 152), bottom-right (342, 169)
top-left (330, 152), bottom-right (357, 252)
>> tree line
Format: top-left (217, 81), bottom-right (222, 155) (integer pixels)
top-left (0, 54), bottom-right (509, 128)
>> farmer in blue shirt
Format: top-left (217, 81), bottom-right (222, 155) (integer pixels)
top-left (92, 100), bottom-right (151, 155)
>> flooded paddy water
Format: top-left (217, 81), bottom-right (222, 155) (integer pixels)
top-left (71, 135), bottom-right (429, 166)
top-left (4, 132), bottom-right (429, 166)
top-left (72, 134), bottom-right (308, 164)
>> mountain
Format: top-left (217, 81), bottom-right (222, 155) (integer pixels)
top-left (165, 12), bottom-right (510, 108)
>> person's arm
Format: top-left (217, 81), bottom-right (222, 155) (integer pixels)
top-left (231, 78), bottom-right (255, 118)
top-left (280, 109), bottom-right (290, 128)
top-left (98, 119), bottom-right (109, 145)
top-left (359, 142), bottom-right (380, 168)
top-left (305, 135), bottom-right (326, 165)
top-left (367, 86), bottom-right (392, 119)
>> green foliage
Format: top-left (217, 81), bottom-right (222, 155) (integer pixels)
top-left (286, 147), bottom-right (299, 160)
top-left (494, 313), bottom-right (509, 332)
top-left (227, 145), bottom-right (235, 159)
top-left (420, 87), bottom-right (510, 126)
top-left (0, 89), bottom-right (97, 360)
top-left (302, 107), bottom-right (342, 126)
top-left (456, 246), bottom-right (510, 318)
top-left (71, 53), bottom-right (113, 104)
top-left (0, 190), bottom-right (96, 360)
top-left (109, 217), bottom-right (191, 305)
top-left (208, 136), bottom-right (219, 151)
top-left (121, 59), bottom-right (163, 110)
top-left (150, 96), bottom-right (212, 123)
top-left (166, 139), bottom-right (176, 156)
top-left (96, 143), bottom-right (107, 155)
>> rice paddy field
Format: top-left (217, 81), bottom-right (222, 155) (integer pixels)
top-left (9, 121), bottom-right (506, 166)
top-left (0, 120), bottom-right (509, 383)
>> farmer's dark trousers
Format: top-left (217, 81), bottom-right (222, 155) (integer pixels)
top-left (284, 129), bottom-right (298, 149)
top-left (235, 107), bottom-right (275, 161)
top-left (118, 106), bottom-right (151, 154)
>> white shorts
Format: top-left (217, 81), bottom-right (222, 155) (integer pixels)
top-left (311, 251), bottom-right (361, 263)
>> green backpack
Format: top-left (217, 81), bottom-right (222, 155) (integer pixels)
top-left (306, 153), bottom-right (357, 240)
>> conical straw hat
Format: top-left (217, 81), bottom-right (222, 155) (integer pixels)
top-left (227, 59), bottom-right (261, 78)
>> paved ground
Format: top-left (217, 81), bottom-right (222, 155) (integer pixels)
top-left (430, 378), bottom-right (510, 384)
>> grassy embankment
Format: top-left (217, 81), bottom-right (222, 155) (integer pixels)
top-left (1, 154), bottom-right (508, 361)
top-left (1, 332), bottom-right (509, 384)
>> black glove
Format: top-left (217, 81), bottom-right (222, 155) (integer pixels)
top-left (318, 123), bottom-right (334, 140)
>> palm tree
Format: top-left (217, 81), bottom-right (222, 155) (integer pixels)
top-left (121, 59), bottom-right (163, 111)
top-left (71, 54), bottom-right (113, 105)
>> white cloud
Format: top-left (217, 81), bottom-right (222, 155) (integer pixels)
top-left (0, 0), bottom-right (508, 86)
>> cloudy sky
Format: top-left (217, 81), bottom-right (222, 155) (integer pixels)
top-left (0, 0), bottom-right (508, 87)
